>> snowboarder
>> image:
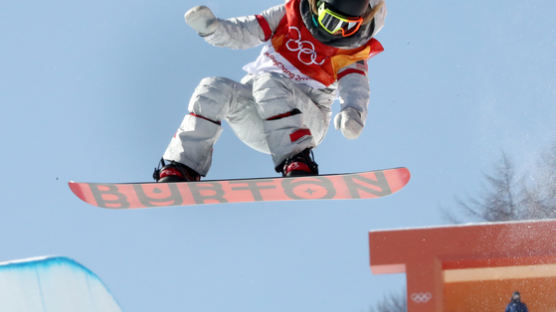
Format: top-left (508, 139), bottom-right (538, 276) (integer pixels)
top-left (153, 0), bottom-right (387, 182)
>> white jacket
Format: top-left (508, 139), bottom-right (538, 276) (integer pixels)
top-left (201, 0), bottom-right (386, 125)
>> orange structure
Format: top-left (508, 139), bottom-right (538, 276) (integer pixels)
top-left (369, 219), bottom-right (556, 311)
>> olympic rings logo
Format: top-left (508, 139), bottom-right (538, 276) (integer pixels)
top-left (285, 26), bottom-right (325, 66)
top-left (410, 292), bottom-right (432, 304)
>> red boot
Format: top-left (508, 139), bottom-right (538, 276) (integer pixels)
top-left (279, 149), bottom-right (319, 177)
top-left (153, 159), bottom-right (200, 182)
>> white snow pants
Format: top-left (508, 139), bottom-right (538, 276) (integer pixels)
top-left (163, 72), bottom-right (335, 176)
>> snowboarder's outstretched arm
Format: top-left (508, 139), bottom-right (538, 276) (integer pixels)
top-left (334, 61), bottom-right (371, 139)
top-left (184, 5), bottom-right (285, 50)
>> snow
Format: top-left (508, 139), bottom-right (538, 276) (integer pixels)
top-left (0, 257), bottom-right (122, 312)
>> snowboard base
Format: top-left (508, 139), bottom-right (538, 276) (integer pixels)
top-left (69, 167), bottom-right (410, 209)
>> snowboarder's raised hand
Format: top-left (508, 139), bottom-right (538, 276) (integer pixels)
top-left (184, 5), bottom-right (218, 36)
top-left (334, 107), bottom-right (365, 139)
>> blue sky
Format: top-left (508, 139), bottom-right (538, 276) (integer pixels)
top-left (1, 0), bottom-right (555, 311)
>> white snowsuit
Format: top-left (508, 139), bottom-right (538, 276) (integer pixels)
top-left (163, 0), bottom-right (386, 176)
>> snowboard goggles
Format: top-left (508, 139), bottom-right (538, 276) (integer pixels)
top-left (317, 2), bottom-right (364, 37)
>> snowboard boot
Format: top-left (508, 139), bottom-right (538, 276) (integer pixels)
top-left (278, 148), bottom-right (319, 177)
top-left (153, 159), bottom-right (201, 183)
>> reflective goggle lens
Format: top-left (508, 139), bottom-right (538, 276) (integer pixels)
top-left (317, 3), bottom-right (363, 37)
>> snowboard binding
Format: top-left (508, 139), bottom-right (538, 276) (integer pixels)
top-left (278, 148), bottom-right (319, 177)
top-left (153, 159), bottom-right (201, 183)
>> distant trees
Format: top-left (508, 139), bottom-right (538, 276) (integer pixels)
top-left (449, 140), bottom-right (556, 222)
top-left (369, 140), bottom-right (555, 312)
top-left (368, 290), bottom-right (407, 312)
top-left (447, 153), bottom-right (522, 222)
top-left (520, 141), bottom-right (556, 219)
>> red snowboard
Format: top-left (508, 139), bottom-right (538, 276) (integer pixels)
top-left (68, 168), bottom-right (410, 209)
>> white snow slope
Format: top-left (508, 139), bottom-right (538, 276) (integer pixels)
top-left (0, 256), bottom-right (122, 312)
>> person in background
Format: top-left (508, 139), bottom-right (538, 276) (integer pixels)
top-left (505, 291), bottom-right (528, 312)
